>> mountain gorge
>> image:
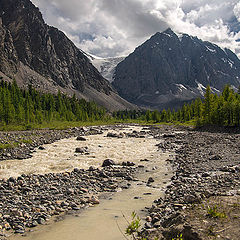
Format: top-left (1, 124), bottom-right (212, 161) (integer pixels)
top-left (0, 0), bottom-right (135, 111)
top-left (85, 53), bottom-right (125, 83)
top-left (113, 28), bottom-right (240, 109)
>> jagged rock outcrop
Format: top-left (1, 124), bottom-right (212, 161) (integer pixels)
top-left (0, 17), bottom-right (18, 77)
top-left (113, 28), bottom-right (240, 109)
top-left (0, 0), bottom-right (135, 111)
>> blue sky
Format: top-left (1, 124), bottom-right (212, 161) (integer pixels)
top-left (32, 0), bottom-right (240, 58)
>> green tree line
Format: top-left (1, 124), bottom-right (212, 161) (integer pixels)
top-left (114, 85), bottom-right (240, 127)
top-left (0, 80), bottom-right (107, 126)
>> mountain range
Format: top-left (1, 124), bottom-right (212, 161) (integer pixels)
top-left (1, 0), bottom-right (240, 111)
top-left (112, 28), bottom-right (240, 109)
top-left (0, 0), bottom-right (135, 111)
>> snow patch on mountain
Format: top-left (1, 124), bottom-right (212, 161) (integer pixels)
top-left (81, 50), bottom-right (125, 82)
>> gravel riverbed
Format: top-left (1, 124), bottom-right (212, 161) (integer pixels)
top-left (141, 126), bottom-right (240, 240)
top-left (0, 125), bottom-right (239, 240)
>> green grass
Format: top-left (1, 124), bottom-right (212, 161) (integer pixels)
top-left (172, 234), bottom-right (183, 240)
top-left (0, 138), bottom-right (33, 150)
top-left (0, 118), bottom-right (196, 132)
top-left (0, 143), bottom-right (14, 150)
top-left (207, 205), bottom-right (227, 219)
top-left (0, 120), bottom-right (117, 131)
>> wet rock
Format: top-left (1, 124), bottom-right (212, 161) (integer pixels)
top-left (76, 136), bottom-right (87, 141)
top-left (209, 155), bottom-right (222, 160)
top-left (147, 177), bottom-right (154, 184)
top-left (162, 133), bottom-right (176, 138)
top-left (146, 216), bottom-right (152, 222)
top-left (90, 196), bottom-right (100, 204)
top-left (75, 147), bottom-right (88, 154)
top-left (106, 132), bottom-right (118, 138)
top-left (102, 159), bottom-right (115, 167)
top-left (122, 161), bottom-right (135, 166)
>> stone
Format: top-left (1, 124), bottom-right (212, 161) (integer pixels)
top-left (102, 159), bottom-right (115, 167)
top-left (144, 222), bottom-right (152, 229)
top-left (90, 196), bottom-right (100, 204)
top-left (37, 217), bottom-right (45, 225)
top-left (209, 155), bottom-right (222, 160)
top-left (80, 188), bottom-right (88, 193)
top-left (4, 223), bottom-right (11, 230)
top-left (29, 220), bottom-right (38, 228)
top-left (14, 228), bottom-right (25, 234)
top-left (202, 172), bottom-right (210, 177)
top-left (147, 177), bottom-right (154, 184)
top-left (146, 216), bottom-right (152, 222)
top-left (76, 136), bottom-right (87, 141)
top-left (75, 147), bottom-right (88, 153)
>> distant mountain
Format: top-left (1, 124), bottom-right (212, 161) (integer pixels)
top-left (0, 0), bottom-right (135, 111)
top-left (113, 28), bottom-right (240, 109)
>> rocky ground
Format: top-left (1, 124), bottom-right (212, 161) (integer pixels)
top-left (141, 126), bottom-right (240, 240)
top-left (0, 124), bottom-right (149, 239)
top-left (0, 165), bottom-right (138, 239)
top-left (0, 124), bottom-right (239, 240)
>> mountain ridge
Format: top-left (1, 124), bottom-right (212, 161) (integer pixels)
top-left (0, 0), bottom-right (136, 111)
top-left (113, 28), bottom-right (240, 109)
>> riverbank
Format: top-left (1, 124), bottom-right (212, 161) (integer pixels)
top-left (0, 124), bottom-right (167, 239)
top-left (0, 127), bottom-right (105, 161)
top-left (141, 126), bottom-right (240, 240)
top-left (0, 125), bottom-right (239, 240)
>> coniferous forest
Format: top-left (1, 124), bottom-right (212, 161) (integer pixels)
top-left (0, 79), bottom-right (106, 127)
top-left (0, 79), bottom-right (240, 128)
top-left (114, 85), bottom-right (240, 127)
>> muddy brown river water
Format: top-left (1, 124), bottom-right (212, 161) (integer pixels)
top-left (3, 126), bottom-right (172, 240)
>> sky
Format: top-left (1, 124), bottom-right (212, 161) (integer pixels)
top-left (31, 0), bottom-right (240, 58)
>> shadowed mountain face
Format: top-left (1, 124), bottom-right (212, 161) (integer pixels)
top-left (0, 0), bottom-right (135, 111)
top-left (113, 28), bottom-right (240, 109)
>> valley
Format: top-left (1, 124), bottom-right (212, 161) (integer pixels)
top-left (0, 0), bottom-right (240, 239)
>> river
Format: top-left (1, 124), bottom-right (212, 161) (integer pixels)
top-left (1, 125), bottom-right (172, 240)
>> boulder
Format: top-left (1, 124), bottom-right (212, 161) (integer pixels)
top-left (75, 147), bottom-right (88, 153)
top-left (76, 136), bottom-right (87, 141)
top-left (102, 159), bottom-right (116, 167)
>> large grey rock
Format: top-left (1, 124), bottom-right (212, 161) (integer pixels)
top-left (102, 159), bottom-right (115, 167)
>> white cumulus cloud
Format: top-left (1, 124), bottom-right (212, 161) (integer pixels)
top-left (32, 0), bottom-right (240, 58)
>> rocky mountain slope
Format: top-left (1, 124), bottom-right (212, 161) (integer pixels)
top-left (113, 28), bottom-right (240, 109)
top-left (0, 0), bottom-right (135, 111)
